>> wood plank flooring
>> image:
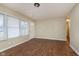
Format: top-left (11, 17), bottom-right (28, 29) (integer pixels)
top-left (0, 38), bottom-right (78, 56)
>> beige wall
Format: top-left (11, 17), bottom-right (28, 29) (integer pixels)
top-left (0, 5), bottom-right (35, 52)
top-left (35, 18), bottom-right (66, 41)
top-left (69, 4), bottom-right (79, 55)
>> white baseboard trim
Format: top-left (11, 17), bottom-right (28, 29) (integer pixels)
top-left (35, 37), bottom-right (66, 41)
top-left (0, 38), bottom-right (31, 53)
top-left (70, 45), bottom-right (79, 56)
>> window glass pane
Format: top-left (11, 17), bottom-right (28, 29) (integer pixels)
top-left (20, 21), bottom-right (25, 35)
top-left (20, 21), bottom-right (29, 35)
top-left (25, 22), bottom-right (29, 35)
top-left (8, 16), bottom-right (20, 38)
top-left (0, 14), bottom-right (4, 40)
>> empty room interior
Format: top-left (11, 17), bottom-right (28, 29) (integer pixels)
top-left (0, 3), bottom-right (79, 56)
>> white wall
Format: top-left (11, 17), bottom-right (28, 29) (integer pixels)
top-left (35, 18), bottom-right (66, 41)
top-left (0, 5), bottom-right (35, 52)
top-left (29, 21), bottom-right (35, 39)
top-left (69, 4), bottom-right (79, 55)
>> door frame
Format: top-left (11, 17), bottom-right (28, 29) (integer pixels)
top-left (66, 16), bottom-right (70, 47)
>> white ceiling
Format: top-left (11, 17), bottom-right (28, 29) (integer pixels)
top-left (1, 3), bottom-right (75, 20)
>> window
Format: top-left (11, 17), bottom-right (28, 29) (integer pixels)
top-left (8, 16), bottom-right (20, 38)
top-left (25, 22), bottom-right (29, 35)
top-left (0, 14), bottom-right (4, 40)
top-left (20, 21), bottom-right (29, 36)
top-left (0, 13), bottom-right (29, 41)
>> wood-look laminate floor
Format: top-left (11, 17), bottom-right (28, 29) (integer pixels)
top-left (0, 38), bottom-right (78, 56)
